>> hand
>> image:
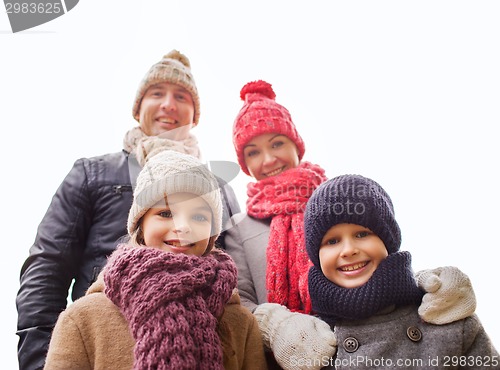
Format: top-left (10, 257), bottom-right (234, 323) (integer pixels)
top-left (254, 303), bottom-right (337, 370)
top-left (416, 266), bottom-right (476, 324)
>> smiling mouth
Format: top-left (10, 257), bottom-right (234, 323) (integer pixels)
top-left (339, 261), bottom-right (368, 272)
top-left (264, 166), bottom-right (286, 177)
top-left (157, 117), bottom-right (177, 125)
top-left (164, 240), bottom-right (194, 248)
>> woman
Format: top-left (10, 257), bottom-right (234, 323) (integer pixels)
top-left (225, 80), bottom-right (477, 370)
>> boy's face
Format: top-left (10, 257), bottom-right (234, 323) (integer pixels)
top-left (136, 82), bottom-right (195, 138)
top-left (141, 192), bottom-right (212, 257)
top-left (318, 223), bottom-right (388, 288)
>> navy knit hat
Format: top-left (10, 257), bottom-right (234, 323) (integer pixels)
top-left (305, 174), bottom-right (401, 268)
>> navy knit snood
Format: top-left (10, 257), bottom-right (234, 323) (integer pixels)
top-left (308, 251), bottom-right (424, 327)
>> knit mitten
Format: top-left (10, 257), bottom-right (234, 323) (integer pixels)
top-left (416, 266), bottom-right (476, 324)
top-left (254, 303), bottom-right (336, 370)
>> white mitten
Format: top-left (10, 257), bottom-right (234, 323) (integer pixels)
top-left (416, 266), bottom-right (476, 324)
top-left (254, 303), bottom-right (337, 370)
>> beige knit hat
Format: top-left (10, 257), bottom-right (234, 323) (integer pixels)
top-left (132, 50), bottom-right (201, 126)
top-left (128, 150), bottom-right (222, 249)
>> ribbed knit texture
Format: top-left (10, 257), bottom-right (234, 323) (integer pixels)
top-left (104, 245), bottom-right (237, 370)
top-left (416, 266), bottom-right (477, 324)
top-left (308, 251), bottom-right (424, 327)
top-left (305, 174), bottom-right (402, 268)
top-left (246, 162), bottom-right (326, 313)
top-left (132, 50), bottom-right (200, 125)
top-left (127, 150), bottom-right (222, 240)
top-left (232, 80), bottom-right (306, 176)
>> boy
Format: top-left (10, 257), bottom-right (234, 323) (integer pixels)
top-left (304, 174), bottom-right (498, 369)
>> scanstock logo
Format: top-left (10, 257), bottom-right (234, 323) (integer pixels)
top-left (4, 0), bottom-right (79, 33)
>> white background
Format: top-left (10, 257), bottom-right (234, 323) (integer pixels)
top-left (1, 1), bottom-right (499, 368)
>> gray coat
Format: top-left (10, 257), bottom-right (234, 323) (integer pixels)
top-left (320, 306), bottom-right (499, 370)
top-left (225, 212), bottom-right (271, 312)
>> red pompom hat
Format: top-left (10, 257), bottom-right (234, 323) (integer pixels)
top-left (232, 80), bottom-right (306, 176)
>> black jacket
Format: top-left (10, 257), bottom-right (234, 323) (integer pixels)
top-left (16, 150), bottom-right (241, 370)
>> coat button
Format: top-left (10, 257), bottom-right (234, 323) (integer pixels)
top-left (406, 326), bottom-right (422, 342)
top-left (343, 337), bottom-right (359, 353)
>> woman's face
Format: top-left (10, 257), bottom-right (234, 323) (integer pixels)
top-left (243, 133), bottom-right (300, 180)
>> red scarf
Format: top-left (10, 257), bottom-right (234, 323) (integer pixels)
top-left (246, 162), bottom-right (326, 313)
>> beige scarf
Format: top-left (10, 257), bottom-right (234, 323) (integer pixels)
top-left (123, 126), bottom-right (201, 166)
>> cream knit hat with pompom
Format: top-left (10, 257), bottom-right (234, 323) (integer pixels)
top-left (127, 150), bottom-right (222, 247)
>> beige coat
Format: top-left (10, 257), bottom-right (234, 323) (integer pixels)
top-left (44, 274), bottom-right (267, 370)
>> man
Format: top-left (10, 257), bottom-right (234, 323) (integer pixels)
top-left (16, 50), bottom-right (240, 370)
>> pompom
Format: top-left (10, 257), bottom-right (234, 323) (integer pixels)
top-left (240, 80), bottom-right (276, 101)
top-left (163, 49), bottom-right (191, 68)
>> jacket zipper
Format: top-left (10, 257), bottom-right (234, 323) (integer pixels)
top-left (113, 185), bottom-right (133, 194)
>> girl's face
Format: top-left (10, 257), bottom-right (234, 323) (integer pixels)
top-left (318, 223), bottom-right (388, 288)
top-left (141, 192), bottom-right (212, 257)
top-left (243, 133), bottom-right (300, 180)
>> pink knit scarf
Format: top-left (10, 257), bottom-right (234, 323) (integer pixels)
top-left (104, 244), bottom-right (237, 370)
top-left (246, 162), bottom-right (326, 313)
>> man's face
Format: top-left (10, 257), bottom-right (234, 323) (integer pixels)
top-left (136, 82), bottom-right (195, 137)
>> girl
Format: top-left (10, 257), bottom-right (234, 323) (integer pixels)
top-left (225, 80), bottom-right (477, 370)
top-left (44, 150), bottom-right (267, 370)
top-left (304, 174), bottom-right (498, 369)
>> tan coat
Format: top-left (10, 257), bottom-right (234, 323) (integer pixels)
top-left (44, 274), bottom-right (267, 370)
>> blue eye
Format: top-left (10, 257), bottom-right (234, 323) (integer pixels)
top-left (356, 231), bottom-right (370, 238)
top-left (192, 214), bottom-right (208, 222)
top-left (326, 238), bottom-right (338, 245)
top-left (148, 89), bottom-right (164, 97)
top-left (246, 150), bottom-right (259, 157)
top-left (175, 93), bottom-right (186, 101)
